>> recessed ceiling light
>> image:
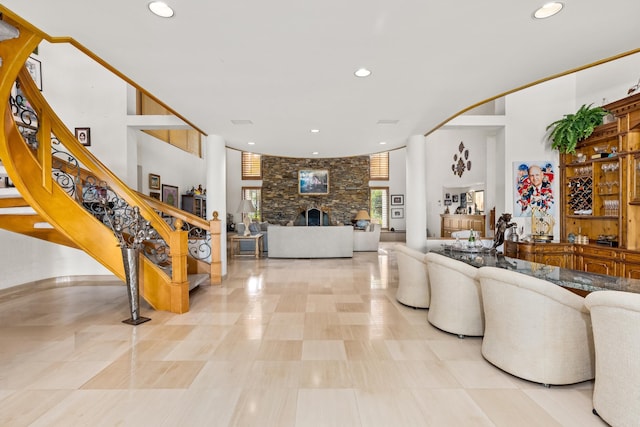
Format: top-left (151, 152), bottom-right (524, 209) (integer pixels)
top-left (248, 141), bottom-right (255, 145)
top-left (354, 68), bottom-right (372, 78)
top-left (379, 141), bottom-right (387, 145)
top-left (533, 2), bottom-right (563, 19)
top-left (310, 129), bottom-right (320, 133)
top-left (312, 152), bottom-right (319, 155)
top-left (148, 1), bottom-right (174, 18)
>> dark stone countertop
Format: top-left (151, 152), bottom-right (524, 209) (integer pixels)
top-left (431, 247), bottom-right (640, 295)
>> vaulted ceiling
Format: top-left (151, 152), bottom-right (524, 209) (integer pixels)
top-left (2, 1), bottom-right (639, 157)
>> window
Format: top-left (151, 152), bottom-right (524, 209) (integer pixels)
top-left (242, 152), bottom-right (262, 179)
top-left (370, 152), bottom-right (389, 180)
top-left (242, 187), bottom-right (262, 221)
top-left (370, 187), bottom-right (388, 229)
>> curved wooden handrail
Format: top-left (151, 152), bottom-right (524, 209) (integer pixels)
top-left (135, 191), bottom-right (210, 229)
top-left (0, 18), bottom-right (213, 312)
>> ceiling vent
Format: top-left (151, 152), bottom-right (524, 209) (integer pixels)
top-left (231, 119), bottom-right (253, 125)
top-left (377, 119), bottom-right (399, 125)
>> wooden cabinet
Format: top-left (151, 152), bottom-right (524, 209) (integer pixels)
top-left (576, 245), bottom-right (618, 276)
top-left (506, 241), bottom-right (640, 279)
top-left (560, 92), bottom-right (640, 251)
top-left (440, 214), bottom-right (486, 237)
top-left (181, 195), bottom-right (206, 219)
top-left (505, 241), bottom-right (573, 268)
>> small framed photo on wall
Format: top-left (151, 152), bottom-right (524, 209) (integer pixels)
top-left (75, 127), bottom-right (91, 146)
top-left (391, 194), bottom-right (404, 205)
top-left (391, 207), bottom-right (404, 219)
top-left (149, 173), bottom-right (161, 190)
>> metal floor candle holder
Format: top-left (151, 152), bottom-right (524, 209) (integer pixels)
top-left (121, 247), bottom-right (151, 325)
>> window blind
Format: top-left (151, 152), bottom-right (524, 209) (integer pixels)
top-left (242, 152), bottom-right (262, 179)
top-left (370, 152), bottom-right (389, 180)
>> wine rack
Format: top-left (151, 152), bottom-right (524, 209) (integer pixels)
top-left (567, 175), bottom-right (592, 214)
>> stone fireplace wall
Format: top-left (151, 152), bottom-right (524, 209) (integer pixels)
top-left (261, 156), bottom-right (370, 225)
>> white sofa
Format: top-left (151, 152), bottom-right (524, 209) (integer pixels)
top-left (268, 226), bottom-right (354, 258)
top-left (477, 266), bottom-right (595, 386)
top-left (394, 244), bottom-right (430, 308)
top-left (353, 223), bottom-right (381, 251)
top-left (425, 252), bottom-right (484, 337)
top-left (585, 290), bottom-right (640, 427)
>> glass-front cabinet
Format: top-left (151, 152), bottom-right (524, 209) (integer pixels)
top-left (631, 154), bottom-right (640, 204)
top-left (560, 92), bottom-right (640, 252)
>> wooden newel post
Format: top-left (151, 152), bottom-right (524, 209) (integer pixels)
top-left (210, 211), bottom-right (222, 284)
top-left (169, 218), bottom-right (190, 313)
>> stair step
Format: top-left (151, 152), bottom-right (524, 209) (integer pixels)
top-left (188, 273), bottom-right (209, 291)
top-left (0, 188), bottom-right (20, 197)
top-left (0, 207), bottom-right (36, 214)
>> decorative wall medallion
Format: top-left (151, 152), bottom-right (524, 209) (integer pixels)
top-left (451, 141), bottom-right (472, 177)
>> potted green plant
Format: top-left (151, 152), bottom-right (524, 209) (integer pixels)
top-left (546, 103), bottom-right (610, 154)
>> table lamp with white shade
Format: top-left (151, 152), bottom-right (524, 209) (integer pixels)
top-left (354, 209), bottom-right (371, 229)
top-left (236, 199), bottom-right (256, 236)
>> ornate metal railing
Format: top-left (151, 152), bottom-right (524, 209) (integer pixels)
top-left (8, 78), bottom-right (173, 270)
top-left (162, 216), bottom-right (212, 262)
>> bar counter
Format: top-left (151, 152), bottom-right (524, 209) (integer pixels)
top-left (431, 246), bottom-right (640, 295)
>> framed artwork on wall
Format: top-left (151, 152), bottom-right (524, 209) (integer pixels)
top-left (513, 161), bottom-right (555, 217)
top-left (149, 173), bottom-right (161, 190)
top-left (299, 169), bottom-right (329, 195)
top-left (149, 191), bottom-right (160, 200)
top-left (162, 184), bottom-right (179, 207)
top-left (25, 56), bottom-right (42, 90)
top-left (391, 208), bottom-right (404, 219)
top-left (75, 127), bottom-right (91, 146)
top-left (391, 194), bottom-right (404, 205)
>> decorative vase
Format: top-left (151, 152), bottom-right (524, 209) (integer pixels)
top-left (121, 247), bottom-right (151, 325)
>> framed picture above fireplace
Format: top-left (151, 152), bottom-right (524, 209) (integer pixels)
top-left (299, 169), bottom-right (329, 195)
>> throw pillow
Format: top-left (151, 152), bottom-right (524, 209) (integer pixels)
top-left (249, 223), bottom-right (260, 233)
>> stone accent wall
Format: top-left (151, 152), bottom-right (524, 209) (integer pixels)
top-left (261, 156), bottom-right (370, 225)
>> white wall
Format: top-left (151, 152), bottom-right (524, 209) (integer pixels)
top-left (38, 42), bottom-right (130, 180)
top-left (370, 148), bottom-right (407, 231)
top-left (426, 129), bottom-right (489, 237)
top-left (137, 132), bottom-right (206, 204)
top-left (502, 76), bottom-right (573, 237)
top-left (0, 230), bottom-right (111, 290)
top-left (226, 148), bottom-right (261, 225)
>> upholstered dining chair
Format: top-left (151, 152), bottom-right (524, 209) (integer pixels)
top-left (394, 245), bottom-right (429, 308)
top-left (425, 252), bottom-right (484, 337)
top-left (585, 290), bottom-right (640, 427)
top-left (477, 266), bottom-right (595, 386)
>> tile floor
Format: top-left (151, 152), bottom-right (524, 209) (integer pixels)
top-left (0, 243), bottom-right (607, 426)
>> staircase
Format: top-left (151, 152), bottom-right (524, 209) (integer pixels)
top-left (0, 17), bottom-right (221, 313)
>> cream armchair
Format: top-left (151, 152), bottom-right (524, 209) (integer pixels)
top-left (585, 290), bottom-right (640, 427)
top-left (353, 223), bottom-right (381, 251)
top-left (477, 266), bottom-right (595, 386)
top-left (425, 252), bottom-right (484, 337)
top-left (394, 245), bottom-right (429, 308)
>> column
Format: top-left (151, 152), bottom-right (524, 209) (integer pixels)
top-left (406, 134), bottom-right (427, 251)
top-left (205, 135), bottom-right (228, 276)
